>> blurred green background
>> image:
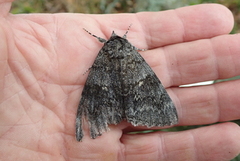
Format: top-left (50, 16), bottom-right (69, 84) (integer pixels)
top-left (10, 0), bottom-right (240, 160)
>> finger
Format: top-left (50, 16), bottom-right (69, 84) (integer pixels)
top-left (136, 3), bottom-right (233, 48)
top-left (173, 80), bottom-right (240, 125)
top-left (170, 34), bottom-right (240, 86)
top-left (0, 1), bottom-right (12, 17)
top-left (122, 122), bottom-right (240, 161)
top-left (143, 34), bottom-right (240, 87)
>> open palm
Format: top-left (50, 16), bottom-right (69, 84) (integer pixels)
top-left (0, 2), bottom-right (240, 161)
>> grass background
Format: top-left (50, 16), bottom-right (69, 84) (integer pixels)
top-left (10, 0), bottom-right (240, 160)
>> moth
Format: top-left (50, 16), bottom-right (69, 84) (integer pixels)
top-left (76, 26), bottom-right (178, 141)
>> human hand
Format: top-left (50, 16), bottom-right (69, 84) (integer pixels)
top-left (0, 2), bottom-right (240, 160)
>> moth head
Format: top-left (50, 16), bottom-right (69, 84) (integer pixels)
top-left (111, 31), bottom-right (118, 37)
top-left (102, 32), bottom-right (132, 58)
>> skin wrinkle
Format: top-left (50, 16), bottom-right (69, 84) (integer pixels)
top-left (189, 131), bottom-right (198, 161)
top-left (209, 38), bottom-right (221, 80)
top-left (90, 17), bottom-right (109, 40)
top-left (135, 13), bottom-right (157, 49)
top-left (228, 45), bottom-right (238, 77)
top-left (54, 15), bottom-right (70, 40)
top-left (215, 81), bottom-right (240, 121)
top-left (50, 15), bottom-right (59, 44)
top-left (175, 81), bottom-right (239, 125)
top-left (215, 35), bottom-right (238, 78)
top-left (31, 57), bottom-right (54, 86)
top-left (182, 132), bottom-right (196, 160)
top-left (62, 135), bottom-right (70, 161)
top-left (230, 35), bottom-right (240, 75)
top-left (0, 115), bottom-right (18, 138)
top-left (25, 20), bottom-right (41, 41)
top-left (162, 46), bottom-right (178, 88)
top-left (142, 50), bottom-right (162, 69)
top-left (47, 15), bottom-right (63, 58)
top-left (20, 71), bottom-right (39, 91)
top-left (18, 92), bottom-right (34, 123)
top-left (5, 63), bottom-right (23, 79)
top-left (27, 21), bottom-right (55, 51)
top-left (7, 58), bottom-right (29, 73)
top-left (0, 62), bottom-right (7, 95)
top-left (1, 97), bottom-right (40, 145)
top-left (19, 16), bottom-right (53, 48)
top-left (174, 9), bottom-right (186, 43)
top-left (166, 38), bottom-right (220, 86)
top-left (42, 93), bottom-right (65, 125)
top-left (192, 86), bottom-right (217, 124)
top-left (79, 34), bottom-right (97, 55)
top-left (2, 73), bottom-right (18, 101)
top-left (12, 20), bottom-right (58, 85)
top-left (36, 116), bottom-right (65, 160)
top-left (10, 18), bottom-right (36, 40)
top-left (0, 125), bottom-right (8, 138)
top-left (60, 97), bottom-right (69, 131)
top-left (10, 40), bottom-right (41, 94)
top-left (13, 142), bottom-right (40, 155)
top-left (158, 133), bottom-right (166, 161)
top-left (56, 52), bottom-right (62, 86)
top-left (80, 36), bottom-right (101, 64)
top-left (135, 14), bottom-right (148, 49)
top-left (118, 142), bottom-right (126, 161)
top-left (3, 85), bottom-right (25, 103)
top-left (166, 47), bottom-right (181, 87)
top-left (121, 136), bottom-right (132, 161)
top-left (13, 65), bottom-right (45, 102)
top-left (9, 145), bottom-right (42, 160)
top-left (183, 41), bottom-right (212, 83)
top-left (158, 134), bottom-right (170, 161)
top-left (212, 85), bottom-right (221, 123)
top-left (127, 135), bottom-right (157, 160)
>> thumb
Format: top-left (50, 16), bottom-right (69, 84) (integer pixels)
top-left (0, 0), bottom-right (13, 17)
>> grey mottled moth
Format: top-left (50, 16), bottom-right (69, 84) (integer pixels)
top-left (76, 26), bottom-right (178, 141)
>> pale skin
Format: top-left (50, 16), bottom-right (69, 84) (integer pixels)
top-left (0, 1), bottom-right (240, 160)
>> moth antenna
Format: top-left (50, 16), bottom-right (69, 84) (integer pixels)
top-left (83, 28), bottom-right (107, 43)
top-left (123, 24), bottom-right (132, 39)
